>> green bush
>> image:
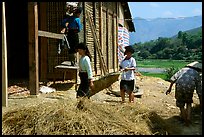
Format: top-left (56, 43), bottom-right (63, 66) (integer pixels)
top-left (164, 66), bottom-right (179, 81)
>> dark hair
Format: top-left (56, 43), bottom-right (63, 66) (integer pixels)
top-left (76, 43), bottom-right (92, 61)
top-left (124, 46), bottom-right (135, 55)
top-left (74, 7), bottom-right (82, 14)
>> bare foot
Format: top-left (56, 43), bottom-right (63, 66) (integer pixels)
top-left (121, 100), bottom-right (125, 103)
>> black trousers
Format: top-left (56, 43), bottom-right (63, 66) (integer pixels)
top-left (66, 30), bottom-right (79, 54)
top-left (77, 72), bottom-right (90, 98)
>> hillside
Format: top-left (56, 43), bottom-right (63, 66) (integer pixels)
top-left (171, 26), bottom-right (202, 39)
top-left (129, 16), bottom-right (202, 44)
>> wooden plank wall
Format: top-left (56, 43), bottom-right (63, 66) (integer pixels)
top-left (45, 2), bottom-right (77, 81)
top-left (85, 2), bottom-right (96, 75)
top-left (47, 2), bottom-right (64, 79)
top-left (85, 2), bottom-right (118, 76)
top-left (39, 3), bottom-right (48, 81)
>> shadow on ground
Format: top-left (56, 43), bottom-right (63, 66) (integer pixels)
top-left (147, 105), bottom-right (202, 135)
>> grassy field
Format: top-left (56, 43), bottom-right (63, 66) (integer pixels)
top-left (137, 59), bottom-right (191, 69)
top-left (140, 72), bottom-right (167, 80)
top-left (137, 59), bottom-right (191, 80)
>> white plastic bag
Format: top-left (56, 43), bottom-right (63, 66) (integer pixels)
top-left (39, 86), bottom-right (56, 93)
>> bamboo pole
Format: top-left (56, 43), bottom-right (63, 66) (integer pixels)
top-left (2, 2), bottom-right (8, 107)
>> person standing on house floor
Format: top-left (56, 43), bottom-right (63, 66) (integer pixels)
top-left (166, 61), bottom-right (202, 126)
top-left (119, 46), bottom-right (136, 103)
top-left (60, 2), bottom-right (79, 34)
top-left (75, 43), bottom-right (94, 98)
top-left (61, 7), bottom-right (82, 66)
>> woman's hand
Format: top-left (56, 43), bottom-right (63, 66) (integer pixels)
top-left (124, 67), bottom-right (129, 72)
top-left (89, 80), bottom-right (94, 91)
top-left (166, 89), bottom-right (171, 95)
top-left (60, 28), bottom-right (66, 34)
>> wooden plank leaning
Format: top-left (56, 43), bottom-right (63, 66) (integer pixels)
top-left (38, 30), bottom-right (64, 39)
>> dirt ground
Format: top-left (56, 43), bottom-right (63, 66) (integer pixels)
top-left (2, 74), bottom-right (202, 135)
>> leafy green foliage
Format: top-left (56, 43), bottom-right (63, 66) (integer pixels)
top-left (164, 66), bottom-right (179, 81)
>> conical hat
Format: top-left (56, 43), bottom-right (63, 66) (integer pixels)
top-left (186, 61), bottom-right (202, 70)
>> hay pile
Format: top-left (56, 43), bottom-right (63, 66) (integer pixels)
top-left (2, 98), bottom-right (157, 135)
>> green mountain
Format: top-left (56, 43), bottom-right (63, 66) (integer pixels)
top-left (171, 26), bottom-right (202, 39)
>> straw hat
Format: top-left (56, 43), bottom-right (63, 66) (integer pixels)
top-left (186, 61), bottom-right (202, 70)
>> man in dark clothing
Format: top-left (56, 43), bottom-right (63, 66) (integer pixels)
top-left (166, 61), bottom-right (202, 126)
top-left (61, 7), bottom-right (82, 66)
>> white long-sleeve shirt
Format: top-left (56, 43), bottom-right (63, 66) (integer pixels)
top-left (79, 56), bottom-right (93, 79)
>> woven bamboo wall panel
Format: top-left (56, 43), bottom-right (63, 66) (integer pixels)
top-left (46, 2), bottom-right (76, 80)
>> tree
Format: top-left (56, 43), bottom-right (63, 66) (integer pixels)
top-left (182, 32), bottom-right (188, 45)
top-left (177, 31), bottom-right (183, 39)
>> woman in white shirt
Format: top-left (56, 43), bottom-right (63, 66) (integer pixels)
top-left (76, 43), bottom-right (94, 98)
top-left (119, 46), bottom-right (136, 103)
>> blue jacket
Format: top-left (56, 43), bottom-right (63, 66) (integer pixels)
top-left (61, 16), bottom-right (82, 33)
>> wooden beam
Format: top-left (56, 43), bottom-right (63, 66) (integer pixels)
top-left (28, 2), bottom-right (39, 95)
top-left (2, 2), bottom-right (8, 107)
top-left (38, 30), bottom-right (64, 39)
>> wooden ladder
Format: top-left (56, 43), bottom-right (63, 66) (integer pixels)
top-left (86, 11), bottom-right (108, 76)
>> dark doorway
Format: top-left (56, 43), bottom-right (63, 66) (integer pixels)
top-left (5, 2), bottom-right (29, 80)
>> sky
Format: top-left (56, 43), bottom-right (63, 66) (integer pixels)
top-left (128, 2), bottom-right (202, 19)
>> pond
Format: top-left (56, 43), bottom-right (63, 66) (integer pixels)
top-left (137, 67), bottom-right (166, 73)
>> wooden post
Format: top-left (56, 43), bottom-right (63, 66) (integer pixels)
top-left (112, 13), bottom-right (115, 72)
top-left (2, 2), bottom-right (8, 107)
top-left (28, 2), bottom-right (39, 96)
top-left (116, 2), bottom-right (120, 71)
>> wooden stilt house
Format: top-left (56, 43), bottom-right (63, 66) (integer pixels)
top-left (2, 2), bottom-right (135, 102)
